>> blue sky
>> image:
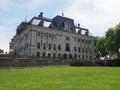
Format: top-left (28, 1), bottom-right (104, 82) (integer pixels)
top-left (1, 0), bottom-right (120, 52)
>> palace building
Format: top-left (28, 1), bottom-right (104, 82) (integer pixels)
top-left (10, 12), bottom-right (95, 60)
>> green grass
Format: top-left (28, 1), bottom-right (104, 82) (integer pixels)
top-left (0, 66), bottom-right (120, 90)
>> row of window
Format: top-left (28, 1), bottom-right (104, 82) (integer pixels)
top-left (38, 31), bottom-right (56, 39)
top-left (37, 42), bottom-right (92, 53)
top-left (38, 31), bottom-right (93, 44)
top-left (37, 52), bottom-right (92, 60)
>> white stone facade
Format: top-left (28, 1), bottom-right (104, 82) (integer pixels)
top-left (10, 13), bottom-right (95, 60)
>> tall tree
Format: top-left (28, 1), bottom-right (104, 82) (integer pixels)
top-left (94, 36), bottom-right (107, 57)
top-left (115, 23), bottom-right (120, 55)
top-left (105, 28), bottom-right (116, 54)
top-left (0, 49), bottom-right (4, 54)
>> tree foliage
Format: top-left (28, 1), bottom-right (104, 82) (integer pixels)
top-left (94, 23), bottom-right (120, 57)
top-left (0, 49), bottom-right (4, 54)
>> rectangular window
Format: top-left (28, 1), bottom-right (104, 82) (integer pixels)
top-left (49, 44), bottom-right (51, 50)
top-left (37, 42), bottom-right (40, 49)
top-left (78, 39), bottom-right (80, 42)
top-left (78, 47), bottom-right (80, 52)
top-left (65, 37), bottom-right (70, 41)
top-left (49, 34), bottom-right (51, 38)
top-left (54, 44), bottom-right (56, 50)
top-left (37, 52), bottom-right (40, 58)
top-left (58, 45), bottom-right (61, 51)
top-left (43, 43), bottom-right (46, 49)
top-left (74, 47), bottom-right (77, 52)
top-left (38, 32), bottom-right (40, 36)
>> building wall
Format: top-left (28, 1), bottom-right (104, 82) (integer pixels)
top-left (10, 25), bottom-right (95, 60)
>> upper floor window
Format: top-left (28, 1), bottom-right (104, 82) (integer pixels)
top-left (37, 42), bottom-right (40, 49)
top-left (66, 43), bottom-right (70, 51)
top-left (65, 37), bottom-right (70, 41)
top-left (58, 45), bottom-right (61, 51)
top-left (78, 47), bottom-right (80, 52)
top-left (43, 43), bottom-right (46, 49)
top-left (53, 44), bottom-right (56, 50)
top-left (49, 44), bottom-right (51, 50)
top-left (78, 39), bottom-right (80, 42)
top-left (74, 47), bottom-right (77, 52)
top-left (38, 32), bottom-right (40, 36)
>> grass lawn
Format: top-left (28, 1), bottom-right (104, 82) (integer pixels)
top-left (0, 66), bottom-right (120, 90)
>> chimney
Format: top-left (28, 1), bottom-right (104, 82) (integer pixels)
top-left (78, 23), bottom-right (80, 27)
top-left (38, 12), bottom-right (43, 18)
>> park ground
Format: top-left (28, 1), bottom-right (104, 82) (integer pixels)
top-left (0, 66), bottom-right (120, 90)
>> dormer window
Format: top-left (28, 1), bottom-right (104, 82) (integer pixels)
top-left (64, 20), bottom-right (71, 31)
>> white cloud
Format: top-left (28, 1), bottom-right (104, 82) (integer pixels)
top-left (26, 0), bottom-right (48, 9)
top-left (64, 0), bottom-right (120, 36)
top-left (0, 26), bottom-right (13, 52)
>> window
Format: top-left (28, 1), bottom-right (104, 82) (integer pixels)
top-left (63, 54), bottom-right (67, 58)
top-left (37, 52), bottom-right (40, 58)
top-left (42, 52), bottom-right (46, 57)
top-left (74, 47), bottom-right (77, 52)
top-left (79, 55), bottom-right (80, 59)
top-left (49, 34), bottom-right (51, 38)
top-left (74, 38), bottom-right (76, 42)
top-left (38, 32), bottom-right (40, 36)
top-left (43, 32), bottom-right (46, 38)
top-left (41, 31), bottom-right (43, 38)
top-left (66, 43), bottom-right (70, 51)
top-left (82, 55), bottom-right (84, 60)
top-left (86, 48), bottom-right (88, 53)
top-left (89, 48), bottom-right (91, 53)
top-left (78, 39), bottom-right (80, 42)
top-left (53, 44), bottom-right (56, 50)
top-left (74, 54), bottom-right (77, 59)
top-left (86, 55), bottom-right (88, 60)
top-left (69, 54), bottom-right (72, 59)
top-left (53, 53), bottom-right (56, 58)
top-left (37, 42), bottom-right (40, 49)
top-left (78, 47), bottom-right (80, 52)
top-left (82, 48), bottom-right (84, 53)
top-left (58, 45), bottom-right (61, 51)
top-left (65, 37), bottom-right (70, 41)
top-left (49, 44), bottom-right (51, 50)
top-left (58, 53), bottom-right (61, 58)
top-left (48, 53), bottom-right (51, 57)
top-left (43, 43), bottom-right (46, 49)
top-left (89, 40), bottom-right (91, 44)
top-left (90, 56), bottom-right (92, 60)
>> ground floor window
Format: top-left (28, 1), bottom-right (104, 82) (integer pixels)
top-left (74, 54), bottom-right (77, 59)
top-left (69, 54), bottom-right (72, 59)
top-left (37, 52), bottom-right (40, 58)
top-left (63, 54), bottom-right (67, 58)
top-left (42, 52), bottom-right (46, 57)
top-left (82, 55), bottom-right (84, 60)
top-left (53, 53), bottom-right (56, 58)
top-left (58, 53), bottom-right (61, 58)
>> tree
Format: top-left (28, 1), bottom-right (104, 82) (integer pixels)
top-left (105, 28), bottom-right (116, 54)
top-left (94, 36), bottom-right (107, 57)
top-left (0, 49), bottom-right (4, 54)
top-left (115, 24), bottom-right (120, 56)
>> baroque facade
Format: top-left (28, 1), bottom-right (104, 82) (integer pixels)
top-left (10, 12), bottom-right (95, 60)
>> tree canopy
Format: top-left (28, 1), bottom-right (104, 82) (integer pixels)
top-left (0, 49), bottom-right (4, 54)
top-left (94, 23), bottom-right (120, 58)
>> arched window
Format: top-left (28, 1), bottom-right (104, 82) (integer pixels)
top-left (66, 43), bottom-right (70, 51)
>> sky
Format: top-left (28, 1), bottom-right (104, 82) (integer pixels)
top-left (0, 0), bottom-right (120, 52)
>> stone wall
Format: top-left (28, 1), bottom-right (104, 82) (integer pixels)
top-left (0, 58), bottom-right (72, 67)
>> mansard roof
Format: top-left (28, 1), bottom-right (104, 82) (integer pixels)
top-left (16, 12), bottom-right (91, 36)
